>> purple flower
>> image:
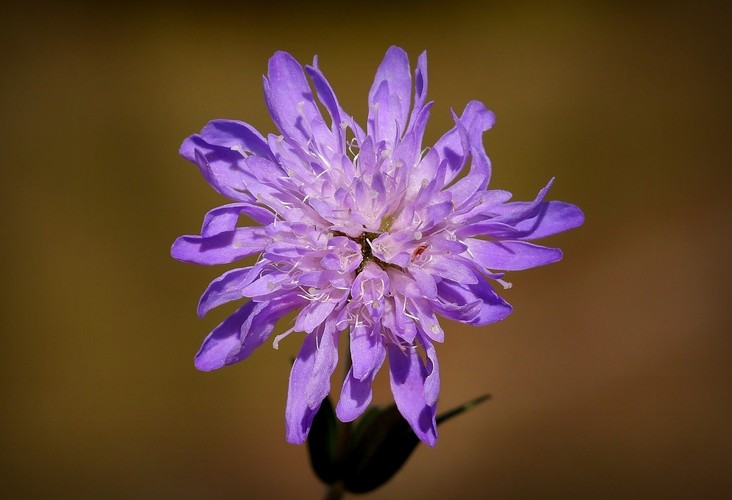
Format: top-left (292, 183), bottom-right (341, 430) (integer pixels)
top-left (172, 46), bottom-right (584, 446)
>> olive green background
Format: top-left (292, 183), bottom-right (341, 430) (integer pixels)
top-left (3, 1), bottom-right (731, 498)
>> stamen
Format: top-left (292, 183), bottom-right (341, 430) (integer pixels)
top-left (496, 278), bottom-right (513, 290)
top-left (272, 327), bottom-right (296, 349)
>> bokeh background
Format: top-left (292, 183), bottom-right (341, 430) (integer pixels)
top-left (3, 1), bottom-right (731, 498)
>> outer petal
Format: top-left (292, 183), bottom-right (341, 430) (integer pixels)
top-left (171, 227), bottom-right (268, 265)
top-left (466, 238), bottom-right (563, 271)
top-left (420, 334), bottom-right (440, 406)
top-left (349, 324), bottom-right (383, 381)
top-left (285, 331), bottom-right (319, 444)
top-left (406, 50), bottom-right (428, 133)
top-left (305, 62), bottom-right (344, 147)
top-left (180, 136), bottom-right (253, 202)
top-left (367, 46), bottom-right (411, 144)
top-left (336, 343), bottom-right (385, 422)
top-left (197, 265), bottom-right (262, 317)
top-left (201, 203), bottom-right (275, 235)
top-left (263, 51), bottom-right (334, 151)
top-left (513, 201), bottom-right (585, 240)
top-left (432, 100), bottom-right (494, 187)
top-left (200, 119), bottom-right (273, 160)
top-left (387, 344), bottom-right (437, 446)
top-left (435, 277), bottom-right (513, 326)
top-left (305, 322), bottom-right (340, 409)
top-left (194, 297), bottom-right (301, 371)
top-left (285, 323), bottom-right (340, 444)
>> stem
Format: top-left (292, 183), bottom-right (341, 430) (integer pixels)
top-left (323, 482), bottom-right (345, 500)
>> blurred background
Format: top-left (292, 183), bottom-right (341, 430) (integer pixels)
top-left (2, 1), bottom-right (731, 498)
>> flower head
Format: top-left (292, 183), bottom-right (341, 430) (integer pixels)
top-left (172, 46), bottom-right (584, 446)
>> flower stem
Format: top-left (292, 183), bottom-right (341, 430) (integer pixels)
top-left (323, 481), bottom-right (345, 500)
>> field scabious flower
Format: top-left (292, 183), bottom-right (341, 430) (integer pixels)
top-left (172, 46), bottom-right (584, 446)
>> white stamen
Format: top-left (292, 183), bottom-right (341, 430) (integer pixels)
top-left (272, 327), bottom-right (296, 349)
top-left (496, 278), bottom-right (513, 290)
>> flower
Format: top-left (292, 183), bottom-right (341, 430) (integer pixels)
top-left (171, 46), bottom-right (584, 446)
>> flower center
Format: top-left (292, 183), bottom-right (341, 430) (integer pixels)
top-left (354, 231), bottom-right (381, 273)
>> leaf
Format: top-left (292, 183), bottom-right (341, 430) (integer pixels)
top-left (342, 394), bottom-right (491, 493)
top-left (306, 396), bottom-right (339, 484)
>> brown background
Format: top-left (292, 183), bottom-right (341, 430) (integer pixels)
top-left (2, 1), bottom-right (731, 498)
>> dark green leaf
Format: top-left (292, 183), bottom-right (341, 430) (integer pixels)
top-left (342, 394), bottom-right (491, 494)
top-left (306, 396), bottom-right (339, 484)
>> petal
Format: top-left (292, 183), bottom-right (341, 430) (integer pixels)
top-left (432, 100), bottom-right (494, 187)
top-left (194, 297), bottom-right (300, 371)
top-left (408, 267), bottom-right (438, 299)
top-left (294, 298), bottom-right (338, 333)
top-left (410, 299), bottom-right (444, 343)
top-left (285, 332), bottom-right (319, 444)
top-left (200, 119), bottom-right (273, 159)
top-left (201, 203), bottom-right (275, 236)
top-left (420, 334), bottom-right (440, 407)
top-left (171, 227), bottom-right (268, 265)
top-left (285, 323), bottom-right (340, 444)
top-left (424, 254), bottom-right (479, 285)
top-left (336, 369), bottom-right (374, 422)
top-left (335, 346), bottom-right (384, 423)
top-left (179, 136), bottom-right (253, 202)
top-left (367, 46), bottom-right (412, 144)
top-left (466, 238), bottom-right (563, 271)
top-left (406, 50), bottom-right (429, 132)
top-left (387, 344), bottom-right (437, 446)
top-left (513, 201), bottom-right (585, 240)
top-left (349, 324), bottom-right (385, 381)
top-left (490, 178), bottom-right (555, 224)
top-left (305, 323), bottom-right (340, 409)
top-left (435, 278), bottom-right (513, 326)
top-left (197, 265), bottom-right (262, 317)
top-left (263, 51), bottom-right (334, 150)
top-left (305, 62), bottom-right (345, 147)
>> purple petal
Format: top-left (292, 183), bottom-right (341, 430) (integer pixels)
top-left (285, 332), bottom-right (319, 444)
top-left (410, 298), bottom-right (444, 343)
top-left (180, 136), bottom-right (253, 202)
top-left (490, 178), bottom-right (555, 224)
top-left (367, 46), bottom-right (411, 143)
top-left (200, 119), bottom-right (273, 160)
top-left (263, 51), bottom-right (333, 150)
top-left (349, 324), bottom-right (385, 381)
top-left (305, 63), bottom-right (344, 147)
top-left (513, 201), bottom-right (585, 240)
top-left (171, 227), bottom-right (268, 265)
top-left (466, 238), bottom-right (563, 271)
top-left (406, 50), bottom-right (428, 132)
top-left (387, 344), bottom-right (437, 446)
top-left (423, 254), bottom-right (478, 285)
top-left (305, 323), bottom-right (340, 409)
top-left (197, 265), bottom-right (261, 317)
top-left (435, 278), bottom-right (513, 326)
top-left (432, 100), bottom-right (494, 187)
top-left (408, 267), bottom-right (438, 299)
top-left (201, 203), bottom-right (275, 235)
top-left (194, 297), bottom-right (301, 371)
top-left (294, 299), bottom-right (338, 333)
top-left (336, 348), bottom-right (384, 422)
top-left (420, 334), bottom-right (440, 406)
top-left (285, 323), bottom-right (340, 444)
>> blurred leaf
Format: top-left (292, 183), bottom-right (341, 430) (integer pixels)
top-left (342, 394), bottom-right (491, 494)
top-left (307, 396), bottom-right (339, 484)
